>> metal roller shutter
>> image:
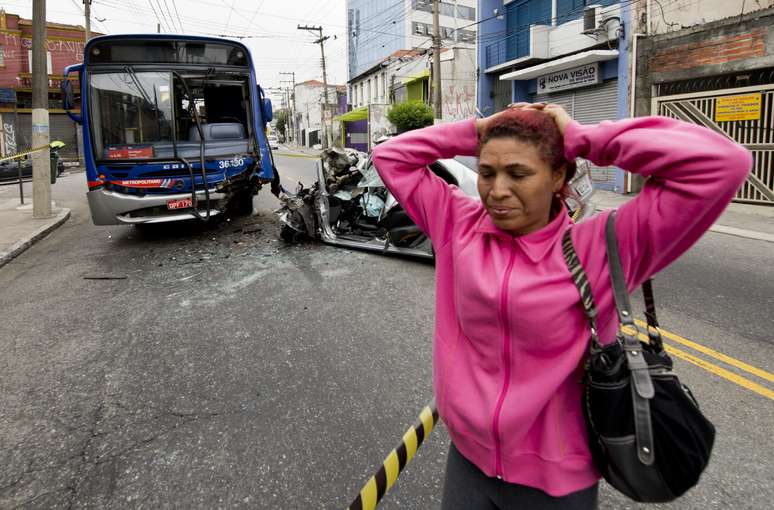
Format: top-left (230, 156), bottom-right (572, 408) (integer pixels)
top-left (493, 78), bottom-right (512, 113)
top-left (532, 79), bottom-right (620, 189)
top-left (49, 114), bottom-right (79, 159)
top-left (14, 113), bottom-right (79, 159)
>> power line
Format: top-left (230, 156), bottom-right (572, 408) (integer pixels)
top-left (222, 0), bottom-right (237, 34)
top-left (170, 0), bottom-right (185, 32)
top-left (146, 0), bottom-right (165, 32)
top-left (161, 0), bottom-right (180, 32)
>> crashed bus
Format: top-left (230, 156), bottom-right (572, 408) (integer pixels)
top-left (61, 34), bottom-right (277, 225)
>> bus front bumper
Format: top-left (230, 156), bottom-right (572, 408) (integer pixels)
top-left (87, 188), bottom-right (228, 225)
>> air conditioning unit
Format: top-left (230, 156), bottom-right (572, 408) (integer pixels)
top-left (582, 5), bottom-right (601, 34)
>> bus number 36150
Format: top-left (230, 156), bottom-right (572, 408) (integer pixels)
top-left (218, 158), bottom-right (246, 169)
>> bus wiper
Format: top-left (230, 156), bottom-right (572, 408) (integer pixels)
top-left (123, 65), bottom-right (156, 110)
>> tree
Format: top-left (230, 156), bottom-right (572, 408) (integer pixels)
top-left (387, 101), bottom-right (434, 132)
top-left (275, 109), bottom-right (289, 140)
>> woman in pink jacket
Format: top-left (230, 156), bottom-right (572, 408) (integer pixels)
top-left (370, 103), bottom-right (751, 509)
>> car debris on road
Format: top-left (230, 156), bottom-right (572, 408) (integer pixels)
top-left (277, 145), bottom-right (596, 259)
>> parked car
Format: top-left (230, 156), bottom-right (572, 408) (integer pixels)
top-left (0, 141), bottom-right (66, 184)
top-left (267, 135), bottom-right (280, 150)
top-left (277, 145), bottom-right (597, 259)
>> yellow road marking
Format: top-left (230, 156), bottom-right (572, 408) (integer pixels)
top-left (659, 339), bottom-right (774, 401)
top-left (618, 325), bottom-right (774, 400)
top-left (633, 319), bottom-right (774, 384)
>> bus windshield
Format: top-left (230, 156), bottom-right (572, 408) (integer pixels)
top-left (90, 70), bottom-right (252, 161)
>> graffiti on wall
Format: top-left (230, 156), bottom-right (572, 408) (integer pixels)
top-left (2, 34), bottom-right (85, 63)
top-left (21, 37), bottom-right (85, 56)
top-left (367, 104), bottom-right (395, 151)
top-left (2, 121), bottom-right (17, 156)
top-left (442, 84), bottom-right (476, 121)
top-left (2, 45), bottom-right (16, 60)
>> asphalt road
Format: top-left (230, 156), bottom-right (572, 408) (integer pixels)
top-left (0, 153), bottom-right (772, 509)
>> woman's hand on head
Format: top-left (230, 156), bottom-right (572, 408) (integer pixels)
top-left (476, 104), bottom-right (531, 135)
top-left (538, 104), bottom-right (573, 136)
top-left (477, 102), bottom-right (573, 137)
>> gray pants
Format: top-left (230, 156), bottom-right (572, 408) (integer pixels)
top-left (441, 443), bottom-right (599, 510)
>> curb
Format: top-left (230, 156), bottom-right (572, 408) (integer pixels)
top-left (273, 151), bottom-right (321, 159)
top-left (595, 205), bottom-right (773, 244)
top-left (708, 224), bottom-right (774, 244)
top-left (0, 208), bottom-right (71, 269)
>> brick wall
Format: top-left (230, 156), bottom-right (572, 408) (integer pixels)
top-left (0, 11), bottom-right (99, 95)
top-left (650, 28), bottom-right (767, 72)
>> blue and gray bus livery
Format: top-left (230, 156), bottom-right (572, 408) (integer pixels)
top-left (62, 34), bottom-right (278, 225)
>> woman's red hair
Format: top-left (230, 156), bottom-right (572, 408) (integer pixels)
top-left (478, 108), bottom-right (577, 188)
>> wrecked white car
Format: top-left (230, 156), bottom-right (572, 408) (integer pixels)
top-left (277, 146), bottom-right (596, 259)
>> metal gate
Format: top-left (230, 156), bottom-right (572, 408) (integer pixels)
top-left (653, 84), bottom-right (774, 205)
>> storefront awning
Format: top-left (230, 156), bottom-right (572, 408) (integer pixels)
top-left (400, 69), bottom-right (430, 85)
top-left (499, 50), bottom-right (618, 81)
top-left (335, 106), bottom-right (368, 122)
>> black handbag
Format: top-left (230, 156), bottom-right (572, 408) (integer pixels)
top-left (561, 211), bottom-right (716, 503)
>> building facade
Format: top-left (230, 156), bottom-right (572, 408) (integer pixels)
top-left (632, 1), bottom-right (774, 204)
top-left (0, 10), bottom-right (98, 159)
top-left (477, 0), bottom-right (774, 199)
top-left (293, 80), bottom-right (346, 148)
top-left (342, 46), bottom-right (476, 151)
top-left (347, 0), bottom-right (478, 82)
top-left (477, 0), bottom-right (626, 191)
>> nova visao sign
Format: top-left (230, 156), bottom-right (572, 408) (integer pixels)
top-left (537, 63), bottom-right (600, 93)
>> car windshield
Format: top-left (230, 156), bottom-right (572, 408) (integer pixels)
top-left (90, 70), bottom-right (253, 160)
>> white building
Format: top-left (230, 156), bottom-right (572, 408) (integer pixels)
top-left (293, 80), bottom-right (344, 148)
top-left (348, 47), bottom-right (476, 122)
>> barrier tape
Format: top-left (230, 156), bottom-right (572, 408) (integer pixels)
top-left (0, 144), bottom-right (52, 163)
top-left (348, 401), bottom-right (439, 510)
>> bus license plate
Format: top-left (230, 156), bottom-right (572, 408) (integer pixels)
top-left (167, 197), bottom-right (192, 210)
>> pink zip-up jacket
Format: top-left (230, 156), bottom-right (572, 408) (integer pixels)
top-left (371, 116), bottom-right (751, 496)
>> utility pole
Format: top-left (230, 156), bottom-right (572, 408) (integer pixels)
top-left (432, 0), bottom-right (443, 121)
top-left (280, 71), bottom-right (296, 144)
top-left (298, 25), bottom-right (333, 148)
top-left (32, 0), bottom-right (51, 218)
top-left (157, 23), bottom-right (161, 33)
top-left (279, 83), bottom-right (293, 143)
top-left (83, 0), bottom-right (91, 41)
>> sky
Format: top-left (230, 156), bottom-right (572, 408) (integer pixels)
top-left (4, 0), bottom-right (353, 105)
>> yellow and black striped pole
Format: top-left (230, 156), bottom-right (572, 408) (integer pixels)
top-left (348, 401), bottom-right (439, 510)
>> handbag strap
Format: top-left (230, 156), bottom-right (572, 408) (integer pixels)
top-left (642, 279), bottom-right (665, 350)
top-left (605, 211), bottom-right (656, 466)
top-left (561, 228), bottom-right (603, 353)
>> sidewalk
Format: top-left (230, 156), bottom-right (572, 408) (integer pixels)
top-left (274, 143), bottom-right (322, 158)
top-left (594, 190), bottom-right (774, 243)
top-left (0, 195), bottom-right (71, 269)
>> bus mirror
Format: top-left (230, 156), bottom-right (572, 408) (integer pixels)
top-left (262, 98), bottom-right (273, 123)
top-left (61, 79), bottom-right (75, 110)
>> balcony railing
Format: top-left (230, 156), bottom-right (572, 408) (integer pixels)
top-left (485, 30), bottom-right (530, 69)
